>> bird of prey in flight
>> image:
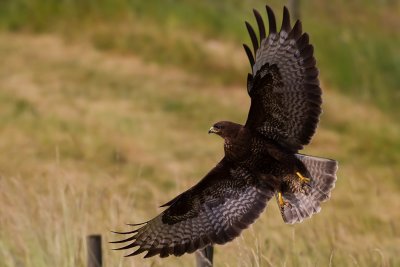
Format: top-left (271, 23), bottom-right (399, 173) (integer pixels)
top-left (112, 5), bottom-right (338, 258)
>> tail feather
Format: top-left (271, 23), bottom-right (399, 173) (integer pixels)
top-left (278, 154), bottom-right (338, 224)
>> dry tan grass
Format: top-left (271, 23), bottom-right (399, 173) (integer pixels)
top-left (0, 32), bottom-right (399, 267)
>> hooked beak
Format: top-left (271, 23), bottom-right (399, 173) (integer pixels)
top-left (208, 126), bottom-right (220, 134)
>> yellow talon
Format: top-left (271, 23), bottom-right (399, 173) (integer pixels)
top-left (296, 172), bottom-right (310, 184)
top-left (278, 192), bottom-right (285, 207)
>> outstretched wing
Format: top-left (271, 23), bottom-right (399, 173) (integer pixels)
top-left (112, 158), bottom-right (275, 258)
top-left (244, 6), bottom-right (322, 151)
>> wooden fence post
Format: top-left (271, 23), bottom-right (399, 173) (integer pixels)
top-left (195, 245), bottom-right (213, 267)
top-left (87, 235), bottom-right (102, 267)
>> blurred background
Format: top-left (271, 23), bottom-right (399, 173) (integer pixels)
top-left (0, 0), bottom-right (399, 266)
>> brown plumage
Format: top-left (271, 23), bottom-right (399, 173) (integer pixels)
top-left (112, 5), bottom-right (338, 258)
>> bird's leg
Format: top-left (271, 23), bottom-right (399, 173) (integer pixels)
top-left (296, 171), bottom-right (310, 184)
top-left (278, 192), bottom-right (286, 207)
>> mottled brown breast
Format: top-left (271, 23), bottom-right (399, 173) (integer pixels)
top-left (223, 126), bottom-right (252, 162)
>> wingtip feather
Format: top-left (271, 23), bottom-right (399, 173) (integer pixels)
top-left (289, 20), bottom-right (302, 40)
top-left (253, 9), bottom-right (266, 41)
top-left (109, 235), bottom-right (136, 244)
top-left (111, 229), bottom-right (138, 235)
top-left (243, 43), bottom-right (255, 68)
top-left (245, 21), bottom-right (259, 53)
top-left (265, 5), bottom-right (277, 34)
top-left (114, 242), bottom-right (138, 251)
top-left (281, 6), bottom-right (291, 32)
top-left (124, 247), bottom-right (146, 257)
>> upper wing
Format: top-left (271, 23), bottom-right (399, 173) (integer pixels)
top-left (244, 6), bottom-right (322, 151)
top-left (112, 158), bottom-right (275, 258)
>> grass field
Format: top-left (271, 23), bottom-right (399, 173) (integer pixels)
top-left (0, 1), bottom-right (399, 266)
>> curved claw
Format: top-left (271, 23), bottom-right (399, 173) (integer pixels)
top-left (296, 172), bottom-right (310, 184)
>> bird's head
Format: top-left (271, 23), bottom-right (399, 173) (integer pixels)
top-left (208, 121), bottom-right (241, 139)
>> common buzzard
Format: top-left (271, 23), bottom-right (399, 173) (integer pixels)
top-left (112, 5), bottom-right (338, 258)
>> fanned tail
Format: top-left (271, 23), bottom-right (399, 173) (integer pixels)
top-left (278, 154), bottom-right (338, 224)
